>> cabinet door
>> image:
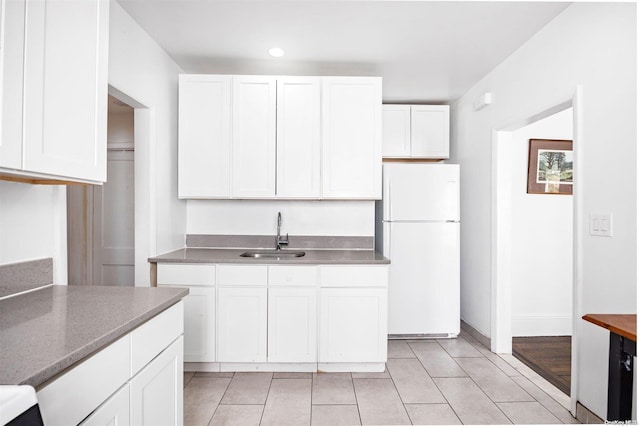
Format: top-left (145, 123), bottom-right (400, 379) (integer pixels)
top-left (22, 0), bottom-right (109, 182)
top-left (81, 384), bottom-right (130, 426)
top-left (159, 285), bottom-right (216, 363)
top-left (276, 77), bottom-right (321, 198)
top-left (268, 287), bottom-right (317, 363)
top-left (218, 287), bottom-right (267, 362)
top-left (322, 77), bottom-right (382, 199)
top-left (130, 337), bottom-right (184, 426)
top-left (0, 0), bottom-right (26, 169)
top-left (231, 76), bottom-right (276, 198)
top-left (410, 105), bottom-right (450, 158)
top-left (381, 105), bottom-right (411, 157)
top-left (179, 75), bottom-right (231, 198)
top-left (319, 288), bottom-right (387, 363)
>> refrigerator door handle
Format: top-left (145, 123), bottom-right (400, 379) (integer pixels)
top-left (386, 179), bottom-right (392, 220)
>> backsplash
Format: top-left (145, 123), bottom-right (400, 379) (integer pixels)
top-left (185, 234), bottom-right (374, 250)
top-left (0, 258), bottom-right (53, 298)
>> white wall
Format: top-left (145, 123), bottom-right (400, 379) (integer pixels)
top-left (109, 1), bottom-right (185, 284)
top-left (450, 3), bottom-right (636, 417)
top-left (187, 200), bottom-right (374, 236)
top-left (510, 108), bottom-right (573, 337)
top-left (0, 181), bottom-right (66, 284)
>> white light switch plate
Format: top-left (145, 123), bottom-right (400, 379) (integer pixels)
top-left (590, 213), bottom-right (613, 237)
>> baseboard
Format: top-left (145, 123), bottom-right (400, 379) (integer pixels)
top-left (512, 315), bottom-right (572, 337)
top-left (460, 320), bottom-right (491, 349)
top-left (576, 401), bottom-right (604, 424)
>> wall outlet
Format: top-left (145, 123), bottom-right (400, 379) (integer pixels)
top-left (590, 213), bottom-right (613, 237)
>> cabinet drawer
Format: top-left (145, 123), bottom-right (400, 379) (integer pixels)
top-left (319, 266), bottom-right (388, 287)
top-left (157, 263), bottom-right (216, 286)
top-left (218, 265), bottom-right (267, 286)
top-left (268, 265), bottom-right (317, 286)
top-left (131, 301), bottom-right (183, 376)
top-left (37, 336), bottom-right (130, 426)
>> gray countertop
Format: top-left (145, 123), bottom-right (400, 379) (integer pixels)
top-left (148, 248), bottom-right (390, 265)
top-left (0, 285), bottom-right (188, 387)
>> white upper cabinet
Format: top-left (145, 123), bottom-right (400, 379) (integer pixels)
top-left (179, 75), bottom-right (231, 198)
top-left (382, 105), bottom-right (450, 159)
top-left (178, 74), bottom-right (381, 199)
top-left (0, 0), bottom-right (26, 169)
top-left (231, 75), bottom-right (277, 198)
top-left (21, 0), bottom-right (109, 182)
top-left (276, 77), bottom-right (321, 198)
top-left (381, 105), bottom-right (410, 158)
top-left (411, 105), bottom-right (450, 158)
top-left (322, 77), bottom-right (382, 199)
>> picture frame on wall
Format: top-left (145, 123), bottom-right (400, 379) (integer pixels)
top-left (527, 139), bottom-right (573, 195)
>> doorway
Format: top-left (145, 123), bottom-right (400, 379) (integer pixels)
top-left (67, 95), bottom-right (135, 286)
top-left (507, 108), bottom-right (573, 396)
top-left (490, 91), bottom-right (582, 414)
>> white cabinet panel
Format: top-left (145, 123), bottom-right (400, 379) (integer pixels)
top-left (81, 384), bottom-right (130, 426)
top-left (130, 302), bottom-right (183, 376)
top-left (319, 288), bottom-right (387, 363)
top-left (218, 264), bottom-right (267, 286)
top-left (268, 265), bottom-right (317, 286)
top-left (322, 77), bottom-right (382, 199)
top-left (276, 77), bottom-right (321, 198)
top-left (231, 76), bottom-right (276, 198)
top-left (22, 0), bottom-right (108, 182)
top-left (381, 105), bottom-right (411, 157)
top-left (218, 287), bottom-right (267, 362)
top-left (158, 285), bottom-right (216, 363)
top-left (179, 75), bottom-right (231, 198)
top-left (130, 337), bottom-right (184, 426)
top-left (268, 287), bottom-right (317, 363)
top-left (411, 105), bottom-right (450, 158)
top-left (182, 287), bottom-right (216, 363)
top-left (38, 336), bottom-right (131, 426)
top-left (0, 0), bottom-right (26, 169)
top-left (319, 265), bottom-right (388, 287)
top-left (157, 264), bottom-right (216, 287)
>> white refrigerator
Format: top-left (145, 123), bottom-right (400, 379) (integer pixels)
top-left (375, 163), bottom-right (460, 337)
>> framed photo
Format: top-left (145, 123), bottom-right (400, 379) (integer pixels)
top-left (527, 139), bottom-right (573, 195)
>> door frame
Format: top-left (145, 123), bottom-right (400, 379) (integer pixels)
top-left (490, 87), bottom-right (583, 415)
top-left (107, 86), bottom-right (154, 287)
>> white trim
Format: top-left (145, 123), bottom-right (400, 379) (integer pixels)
top-left (512, 315), bottom-right (572, 337)
top-left (490, 88), bottom-right (581, 416)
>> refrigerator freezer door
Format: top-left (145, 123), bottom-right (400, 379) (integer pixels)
top-left (386, 222), bottom-right (460, 335)
top-left (382, 163), bottom-right (459, 221)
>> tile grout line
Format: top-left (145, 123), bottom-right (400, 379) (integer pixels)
top-left (385, 360), bottom-right (416, 425)
top-left (205, 376), bottom-right (235, 426)
top-left (406, 339), bottom-right (463, 425)
top-left (350, 372), bottom-right (364, 426)
top-left (257, 374), bottom-right (274, 426)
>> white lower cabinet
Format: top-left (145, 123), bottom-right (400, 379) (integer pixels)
top-left (157, 264), bottom-right (216, 364)
top-left (218, 287), bottom-right (268, 363)
top-left (37, 302), bottom-right (184, 426)
top-left (81, 384), bottom-right (130, 426)
top-left (319, 287), bottom-right (388, 363)
top-left (130, 337), bottom-right (184, 426)
top-left (268, 287), bottom-right (317, 363)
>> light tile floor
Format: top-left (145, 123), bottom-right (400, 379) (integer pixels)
top-left (183, 330), bottom-right (580, 425)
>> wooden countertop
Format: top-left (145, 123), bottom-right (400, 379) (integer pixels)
top-left (582, 314), bottom-right (637, 342)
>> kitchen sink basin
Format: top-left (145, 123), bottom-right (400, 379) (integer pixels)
top-left (240, 250), bottom-right (306, 259)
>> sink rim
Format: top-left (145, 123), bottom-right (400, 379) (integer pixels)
top-left (240, 250), bottom-right (306, 258)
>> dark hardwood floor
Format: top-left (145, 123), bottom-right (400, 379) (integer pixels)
top-left (512, 336), bottom-right (571, 396)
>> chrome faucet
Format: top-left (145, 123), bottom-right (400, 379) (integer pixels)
top-left (275, 212), bottom-right (289, 251)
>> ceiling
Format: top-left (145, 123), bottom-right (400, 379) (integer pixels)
top-left (117, 1), bottom-right (570, 103)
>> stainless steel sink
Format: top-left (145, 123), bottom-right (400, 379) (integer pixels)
top-left (240, 250), bottom-right (306, 259)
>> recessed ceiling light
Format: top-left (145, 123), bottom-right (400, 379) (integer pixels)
top-left (268, 47), bottom-right (284, 58)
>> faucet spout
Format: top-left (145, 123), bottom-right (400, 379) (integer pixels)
top-left (275, 212), bottom-right (289, 251)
